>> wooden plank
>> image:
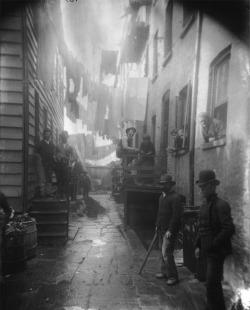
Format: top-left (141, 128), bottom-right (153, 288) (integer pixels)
top-left (0, 115), bottom-right (22, 127)
top-left (27, 5), bottom-right (34, 20)
top-left (0, 127), bottom-right (23, 139)
top-left (0, 186), bottom-right (22, 197)
top-left (0, 103), bottom-right (23, 116)
top-left (28, 69), bottom-right (35, 82)
top-left (0, 163), bottom-right (22, 174)
top-left (0, 91), bottom-right (23, 104)
top-left (0, 16), bottom-right (22, 30)
top-left (0, 174), bottom-right (22, 185)
top-left (27, 33), bottom-right (37, 58)
top-left (0, 139), bottom-right (22, 150)
top-left (0, 67), bottom-right (23, 80)
top-left (27, 41), bottom-right (37, 64)
top-left (0, 80), bottom-right (23, 92)
top-left (0, 30), bottom-right (22, 43)
top-left (29, 124), bottom-right (35, 137)
top-left (0, 42), bottom-right (22, 56)
top-left (28, 59), bottom-right (36, 76)
top-left (29, 86), bottom-right (35, 98)
top-left (29, 113), bottom-right (35, 126)
top-left (0, 150), bottom-right (22, 162)
top-left (0, 55), bottom-right (22, 68)
top-left (26, 10), bottom-right (36, 43)
top-left (29, 103), bottom-right (35, 116)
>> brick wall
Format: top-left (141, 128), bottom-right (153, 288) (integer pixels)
top-left (144, 0), bottom-right (250, 292)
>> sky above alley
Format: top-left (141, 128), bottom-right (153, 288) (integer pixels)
top-left (61, 0), bottom-right (128, 62)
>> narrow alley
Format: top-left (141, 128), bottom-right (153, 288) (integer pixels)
top-left (0, 0), bottom-right (249, 309)
top-left (2, 193), bottom-right (235, 310)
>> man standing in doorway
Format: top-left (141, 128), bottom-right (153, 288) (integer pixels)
top-left (36, 128), bottom-right (55, 197)
top-left (155, 174), bottom-right (182, 286)
top-left (195, 170), bottom-right (235, 310)
top-left (55, 131), bottom-right (74, 198)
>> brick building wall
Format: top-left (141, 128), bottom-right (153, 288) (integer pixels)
top-left (143, 0), bottom-right (250, 293)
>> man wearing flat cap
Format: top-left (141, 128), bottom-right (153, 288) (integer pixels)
top-left (116, 127), bottom-right (140, 165)
top-left (195, 170), bottom-right (235, 310)
top-left (155, 174), bottom-right (182, 286)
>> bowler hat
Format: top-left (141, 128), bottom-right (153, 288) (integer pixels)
top-left (158, 174), bottom-right (176, 185)
top-left (126, 127), bottom-right (136, 134)
top-left (195, 170), bottom-right (220, 186)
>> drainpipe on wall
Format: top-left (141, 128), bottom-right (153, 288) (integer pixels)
top-left (189, 10), bottom-right (202, 206)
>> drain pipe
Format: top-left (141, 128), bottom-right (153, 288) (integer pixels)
top-left (189, 10), bottom-right (202, 206)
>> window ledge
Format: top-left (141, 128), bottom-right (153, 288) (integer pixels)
top-left (174, 148), bottom-right (187, 156)
top-left (162, 51), bottom-right (172, 68)
top-left (168, 148), bottom-right (187, 156)
top-left (180, 14), bottom-right (195, 39)
top-left (151, 73), bottom-right (158, 84)
top-left (201, 138), bottom-right (226, 150)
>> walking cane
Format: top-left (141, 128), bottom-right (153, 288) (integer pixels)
top-left (138, 231), bottom-right (158, 275)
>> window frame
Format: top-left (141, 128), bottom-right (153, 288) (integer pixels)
top-left (153, 31), bottom-right (158, 79)
top-left (43, 107), bottom-right (48, 130)
top-left (151, 115), bottom-right (156, 144)
top-left (208, 45), bottom-right (231, 131)
top-left (164, 0), bottom-right (173, 59)
top-left (161, 90), bottom-right (170, 151)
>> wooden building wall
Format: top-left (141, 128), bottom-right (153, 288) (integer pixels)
top-left (0, 8), bottom-right (24, 210)
top-left (24, 4), bottom-right (64, 209)
top-left (0, 4), bottom-right (64, 212)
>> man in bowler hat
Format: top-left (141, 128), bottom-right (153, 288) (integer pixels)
top-left (155, 174), bottom-right (182, 286)
top-left (195, 170), bottom-right (235, 310)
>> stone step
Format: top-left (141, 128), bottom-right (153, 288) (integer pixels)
top-left (36, 221), bottom-right (68, 234)
top-left (30, 210), bottom-right (68, 223)
top-left (32, 198), bottom-right (68, 212)
top-left (37, 232), bottom-right (68, 246)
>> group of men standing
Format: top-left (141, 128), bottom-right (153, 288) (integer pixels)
top-left (116, 126), bottom-right (235, 309)
top-left (35, 129), bottom-right (74, 198)
top-left (155, 170), bottom-right (235, 310)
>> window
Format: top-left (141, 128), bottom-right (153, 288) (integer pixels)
top-left (208, 46), bottom-right (230, 130)
top-left (144, 46), bottom-right (149, 77)
top-left (153, 31), bottom-right (158, 77)
top-left (164, 0), bottom-right (173, 57)
top-left (50, 118), bottom-right (54, 143)
top-left (161, 90), bottom-right (170, 150)
top-left (151, 115), bottom-right (156, 144)
top-left (183, 4), bottom-right (194, 27)
top-left (35, 90), bottom-right (40, 136)
top-left (175, 83), bottom-right (192, 149)
top-left (43, 107), bottom-right (48, 130)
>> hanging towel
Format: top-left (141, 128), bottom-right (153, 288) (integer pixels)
top-left (124, 77), bottom-right (148, 121)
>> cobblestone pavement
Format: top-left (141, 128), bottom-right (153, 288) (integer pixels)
top-left (1, 193), bottom-right (234, 310)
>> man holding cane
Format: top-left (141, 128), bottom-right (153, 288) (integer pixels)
top-left (155, 174), bottom-right (182, 286)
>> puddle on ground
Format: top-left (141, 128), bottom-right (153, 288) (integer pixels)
top-left (64, 308), bottom-right (85, 310)
top-left (64, 308), bottom-right (100, 310)
top-left (92, 239), bottom-right (106, 246)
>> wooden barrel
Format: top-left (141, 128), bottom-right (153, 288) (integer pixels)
top-left (23, 218), bottom-right (37, 259)
top-left (2, 230), bottom-right (27, 274)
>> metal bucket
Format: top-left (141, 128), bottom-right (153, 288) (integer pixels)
top-left (23, 218), bottom-right (37, 259)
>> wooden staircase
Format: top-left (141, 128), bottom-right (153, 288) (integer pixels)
top-left (30, 198), bottom-right (69, 246)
